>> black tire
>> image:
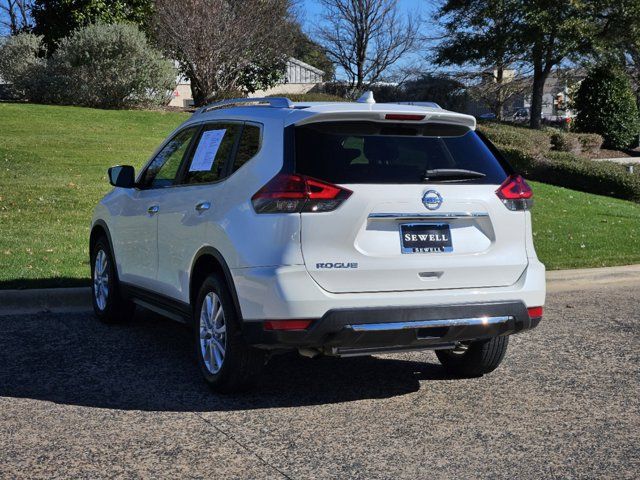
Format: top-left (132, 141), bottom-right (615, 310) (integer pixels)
top-left (193, 273), bottom-right (266, 393)
top-left (436, 336), bottom-right (509, 377)
top-left (90, 236), bottom-right (135, 323)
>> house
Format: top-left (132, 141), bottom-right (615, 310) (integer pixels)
top-left (464, 68), bottom-right (526, 118)
top-left (462, 67), bottom-right (586, 119)
top-left (536, 69), bottom-right (585, 117)
top-left (507, 69), bottom-right (585, 117)
top-left (168, 57), bottom-right (325, 107)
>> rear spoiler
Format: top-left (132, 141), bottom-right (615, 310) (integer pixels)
top-left (291, 110), bottom-right (476, 130)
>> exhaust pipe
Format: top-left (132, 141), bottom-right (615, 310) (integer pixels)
top-left (298, 347), bottom-right (321, 358)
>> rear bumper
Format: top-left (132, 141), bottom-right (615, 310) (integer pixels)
top-left (242, 301), bottom-right (541, 353)
top-left (232, 259), bottom-right (546, 320)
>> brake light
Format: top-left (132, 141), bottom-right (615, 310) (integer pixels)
top-left (252, 173), bottom-right (352, 214)
top-left (263, 319), bottom-right (313, 331)
top-left (527, 306), bottom-right (543, 319)
top-left (496, 174), bottom-right (533, 211)
top-left (384, 114), bottom-right (426, 121)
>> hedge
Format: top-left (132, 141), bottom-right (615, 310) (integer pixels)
top-left (549, 131), bottom-right (581, 155)
top-left (479, 123), bottom-right (605, 156)
top-left (478, 122), bottom-right (552, 156)
top-left (478, 122), bottom-right (639, 202)
top-left (501, 147), bottom-right (640, 203)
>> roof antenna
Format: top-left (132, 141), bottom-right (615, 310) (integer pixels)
top-left (356, 91), bottom-right (375, 104)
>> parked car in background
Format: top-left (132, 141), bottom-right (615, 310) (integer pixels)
top-left (542, 110), bottom-right (574, 129)
top-left (90, 93), bottom-right (546, 393)
top-left (478, 112), bottom-right (497, 120)
top-left (510, 107), bottom-right (531, 124)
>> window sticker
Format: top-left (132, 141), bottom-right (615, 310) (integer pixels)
top-left (189, 129), bottom-right (227, 172)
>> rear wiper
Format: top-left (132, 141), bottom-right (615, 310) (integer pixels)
top-left (422, 169), bottom-right (487, 182)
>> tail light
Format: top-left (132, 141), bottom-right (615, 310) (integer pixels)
top-left (264, 319), bottom-right (313, 331)
top-left (496, 174), bottom-right (533, 211)
top-left (527, 306), bottom-right (543, 319)
top-left (252, 173), bottom-right (352, 214)
top-left (385, 113), bottom-right (426, 121)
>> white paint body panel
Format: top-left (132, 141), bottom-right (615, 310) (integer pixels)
top-left (300, 184), bottom-right (528, 293)
top-left (155, 183), bottom-right (223, 299)
top-left (232, 260), bottom-right (546, 320)
top-left (102, 188), bottom-right (163, 291)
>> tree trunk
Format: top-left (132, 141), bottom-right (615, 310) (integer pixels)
top-left (191, 85), bottom-right (207, 107)
top-left (356, 59), bottom-right (364, 90)
top-left (529, 63), bottom-right (549, 129)
top-left (495, 66), bottom-right (505, 121)
top-left (189, 75), bottom-right (209, 107)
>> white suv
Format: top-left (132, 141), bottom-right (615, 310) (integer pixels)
top-left (90, 95), bottom-right (545, 392)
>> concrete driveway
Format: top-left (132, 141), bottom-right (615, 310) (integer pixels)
top-left (0, 285), bottom-right (638, 479)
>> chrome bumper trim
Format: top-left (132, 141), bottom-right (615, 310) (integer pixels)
top-left (368, 212), bottom-right (489, 220)
top-left (347, 315), bottom-right (513, 332)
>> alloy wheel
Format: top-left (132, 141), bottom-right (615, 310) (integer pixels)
top-left (199, 292), bottom-right (227, 374)
top-left (93, 249), bottom-right (109, 311)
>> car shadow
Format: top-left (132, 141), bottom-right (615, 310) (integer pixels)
top-left (0, 309), bottom-right (452, 412)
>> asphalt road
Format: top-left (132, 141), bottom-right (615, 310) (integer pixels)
top-left (0, 286), bottom-right (638, 479)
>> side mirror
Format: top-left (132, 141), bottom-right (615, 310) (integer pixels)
top-left (108, 165), bottom-right (135, 188)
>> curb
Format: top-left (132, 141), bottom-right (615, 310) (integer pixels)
top-left (591, 157), bottom-right (640, 164)
top-left (0, 287), bottom-right (91, 316)
top-left (546, 264), bottom-right (640, 293)
top-left (1, 265), bottom-right (639, 316)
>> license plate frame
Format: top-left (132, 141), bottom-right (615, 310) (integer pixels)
top-left (399, 223), bottom-right (453, 254)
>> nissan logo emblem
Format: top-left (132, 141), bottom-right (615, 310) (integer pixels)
top-left (422, 190), bottom-right (443, 210)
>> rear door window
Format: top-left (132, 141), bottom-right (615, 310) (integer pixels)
top-left (182, 123), bottom-right (241, 185)
top-left (294, 122), bottom-right (510, 184)
top-left (231, 124), bottom-right (261, 173)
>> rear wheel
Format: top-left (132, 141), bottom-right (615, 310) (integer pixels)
top-left (436, 336), bottom-right (509, 377)
top-left (194, 274), bottom-right (266, 393)
top-left (90, 237), bottom-right (135, 323)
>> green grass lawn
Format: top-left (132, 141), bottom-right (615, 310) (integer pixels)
top-left (528, 181), bottom-right (640, 269)
top-left (0, 103), bottom-right (188, 288)
top-left (0, 103), bottom-right (639, 289)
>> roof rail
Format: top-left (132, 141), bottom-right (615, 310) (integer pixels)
top-left (195, 97), bottom-right (293, 115)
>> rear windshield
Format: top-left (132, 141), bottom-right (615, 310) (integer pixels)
top-left (294, 121), bottom-right (510, 184)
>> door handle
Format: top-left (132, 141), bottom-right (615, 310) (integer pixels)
top-left (195, 201), bottom-right (211, 213)
top-left (147, 205), bottom-right (159, 215)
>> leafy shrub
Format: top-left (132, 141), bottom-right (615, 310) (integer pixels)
top-left (575, 133), bottom-right (604, 157)
top-left (0, 34), bottom-right (46, 99)
top-left (0, 25), bottom-right (175, 109)
top-left (478, 122), bottom-right (551, 156)
top-left (574, 64), bottom-right (640, 149)
top-left (319, 82), bottom-right (357, 99)
top-left (501, 147), bottom-right (640, 202)
top-left (46, 23), bottom-right (176, 108)
top-left (549, 131), bottom-right (581, 155)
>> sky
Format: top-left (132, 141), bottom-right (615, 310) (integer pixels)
top-left (299, 0), bottom-right (430, 21)
top-left (299, 0), bottom-right (439, 80)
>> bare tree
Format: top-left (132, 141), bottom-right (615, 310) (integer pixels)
top-left (0, 0), bottom-right (32, 35)
top-left (154, 0), bottom-right (294, 105)
top-left (316, 0), bottom-right (419, 90)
